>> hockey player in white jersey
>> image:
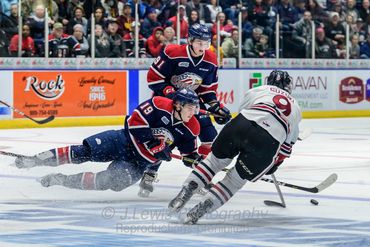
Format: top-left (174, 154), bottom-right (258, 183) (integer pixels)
top-left (168, 70), bottom-right (302, 224)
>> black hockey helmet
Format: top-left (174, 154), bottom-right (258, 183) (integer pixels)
top-left (266, 70), bottom-right (293, 94)
top-left (173, 88), bottom-right (200, 108)
top-left (188, 24), bottom-right (211, 42)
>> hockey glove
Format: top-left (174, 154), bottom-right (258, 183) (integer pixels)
top-left (266, 154), bottom-right (287, 175)
top-left (182, 152), bottom-right (203, 168)
top-left (208, 102), bottom-right (231, 125)
top-left (162, 86), bottom-right (176, 99)
top-left (145, 139), bottom-right (172, 161)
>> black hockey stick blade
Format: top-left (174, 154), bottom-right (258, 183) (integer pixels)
top-left (264, 200), bottom-right (286, 208)
top-left (32, 115), bottom-right (55, 124)
top-left (260, 173), bottom-right (338, 193)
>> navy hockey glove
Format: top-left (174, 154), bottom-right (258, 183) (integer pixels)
top-left (145, 139), bottom-right (172, 161)
top-left (208, 102), bottom-right (231, 125)
top-left (182, 152), bottom-right (203, 168)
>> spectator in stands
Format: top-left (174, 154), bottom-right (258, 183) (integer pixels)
top-left (141, 8), bottom-right (161, 38)
top-left (330, 2), bottom-right (346, 22)
top-left (186, 0), bottom-right (205, 20)
top-left (1, 0), bottom-right (17, 17)
top-left (360, 33), bottom-right (370, 58)
top-left (244, 26), bottom-right (263, 57)
top-left (221, 0), bottom-right (241, 24)
top-left (101, 0), bottom-right (119, 19)
top-left (117, 3), bottom-right (133, 36)
top-left (67, 0), bottom-right (82, 20)
top-left (292, 10), bottom-right (313, 58)
top-left (83, 0), bottom-right (103, 19)
top-left (0, 29), bottom-right (10, 57)
top-left (0, 3), bottom-right (18, 40)
top-left (9, 24), bottom-right (35, 57)
top-left (346, 14), bottom-right (360, 37)
top-left (306, 0), bottom-right (329, 26)
top-left (168, 5), bottom-right (189, 44)
top-left (204, 0), bottom-right (222, 25)
top-left (349, 33), bottom-right (361, 58)
top-left (146, 26), bottom-right (165, 57)
top-left (72, 24), bottom-right (89, 57)
top-left (295, 0), bottom-right (307, 19)
top-left (87, 7), bottom-right (106, 36)
top-left (240, 7), bottom-right (253, 41)
top-left (315, 27), bottom-right (338, 58)
top-left (248, 0), bottom-right (270, 29)
top-left (49, 22), bottom-right (81, 57)
top-left (358, 0), bottom-right (370, 23)
top-left (211, 12), bottom-right (233, 39)
top-left (209, 34), bottom-right (224, 66)
top-left (188, 9), bottom-right (201, 26)
top-left (106, 20), bottom-right (126, 57)
top-left (325, 12), bottom-right (346, 46)
top-left (21, 0), bottom-right (33, 21)
top-left (163, 26), bottom-right (177, 45)
top-left (344, 0), bottom-right (360, 22)
top-left (27, 5), bottom-right (54, 57)
top-left (255, 34), bottom-right (274, 57)
top-left (56, 0), bottom-right (71, 27)
top-left (361, 15), bottom-right (370, 38)
top-left (276, 0), bottom-right (299, 32)
top-left (67, 6), bottom-right (88, 35)
top-left (222, 28), bottom-right (239, 59)
top-left (88, 24), bottom-right (115, 58)
top-left (123, 22), bottom-right (147, 57)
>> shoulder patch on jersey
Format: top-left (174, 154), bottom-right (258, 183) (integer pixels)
top-left (184, 116), bottom-right (200, 136)
top-left (152, 96), bottom-right (173, 114)
top-left (164, 44), bottom-right (188, 58)
top-left (203, 50), bottom-right (218, 67)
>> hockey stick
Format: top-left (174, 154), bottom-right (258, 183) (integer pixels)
top-left (170, 153), bottom-right (337, 193)
top-left (0, 100), bottom-right (55, 124)
top-left (0, 150), bottom-right (29, 158)
top-left (264, 174), bottom-right (286, 208)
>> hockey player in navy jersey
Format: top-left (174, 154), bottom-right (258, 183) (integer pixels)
top-left (147, 23), bottom-right (232, 156)
top-left (169, 70), bottom-right (302, 224)
top-left (14, 89), bottom-right (203, 197)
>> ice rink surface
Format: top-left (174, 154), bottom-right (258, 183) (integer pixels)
top-left (1, 118), bottom-right (370, 247)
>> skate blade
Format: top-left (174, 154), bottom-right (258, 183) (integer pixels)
top-left (137, 189), bottom-right (150, 198)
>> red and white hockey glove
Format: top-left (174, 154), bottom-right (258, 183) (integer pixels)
top-left (266, 154), bottom-right (287, 175)
top-left (144, 139), bottom-right (172, 161)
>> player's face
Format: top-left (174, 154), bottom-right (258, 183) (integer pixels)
top-left (190, 38), bottom-right (210, 56)
top-left (179, 103), bottom-right (198, 122)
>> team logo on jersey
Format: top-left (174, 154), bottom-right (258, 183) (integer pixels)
top-left (339, 77), bottom-right (363, 104)
top-left (24, 74), bottom-right (65, 100)
top-left (178, 62), bottom-right (189, 67)
top-left (249, 72), bottom-right (263, 88)
top-left (151, 128), bottom-right (174, 145)
top-left (161, 116), bottom-right (170, 125)
top-left (171, 72), bottom-right (202, 90)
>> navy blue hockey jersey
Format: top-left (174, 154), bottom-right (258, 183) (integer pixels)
top-left (125, 96), bottom-right (200, 163)
top-left (147, 44), bottom-right (219, 104)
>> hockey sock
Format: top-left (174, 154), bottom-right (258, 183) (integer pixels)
top-left (205, 166), bottom-right (247, 212)
top-left (63, 172), bottom-right (97, 190)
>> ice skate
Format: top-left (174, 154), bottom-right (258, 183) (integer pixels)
top-left (15, 151), bottom-right (56, 169)
top-left (168, 181), bottom-right (198, 212)
top-left (138, 171), bottom-right (158, 198)
top-left (39, 173), bottom-right (67, 187)
top-left (184, 198), bottom-right (214, 225)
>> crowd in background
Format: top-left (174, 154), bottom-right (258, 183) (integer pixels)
top-left (0, 0), bottom-right (369, 60)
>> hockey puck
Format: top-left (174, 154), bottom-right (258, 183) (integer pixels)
top-left (310, 199), bottom-right (319, 205)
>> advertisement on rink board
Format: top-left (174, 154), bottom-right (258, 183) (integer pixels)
top-left (0, 71), bottom-right (13, 119)
top-left (139, 69), bottom-right (370, 114)
top-left (12, 71), bottom-right (128, 118)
